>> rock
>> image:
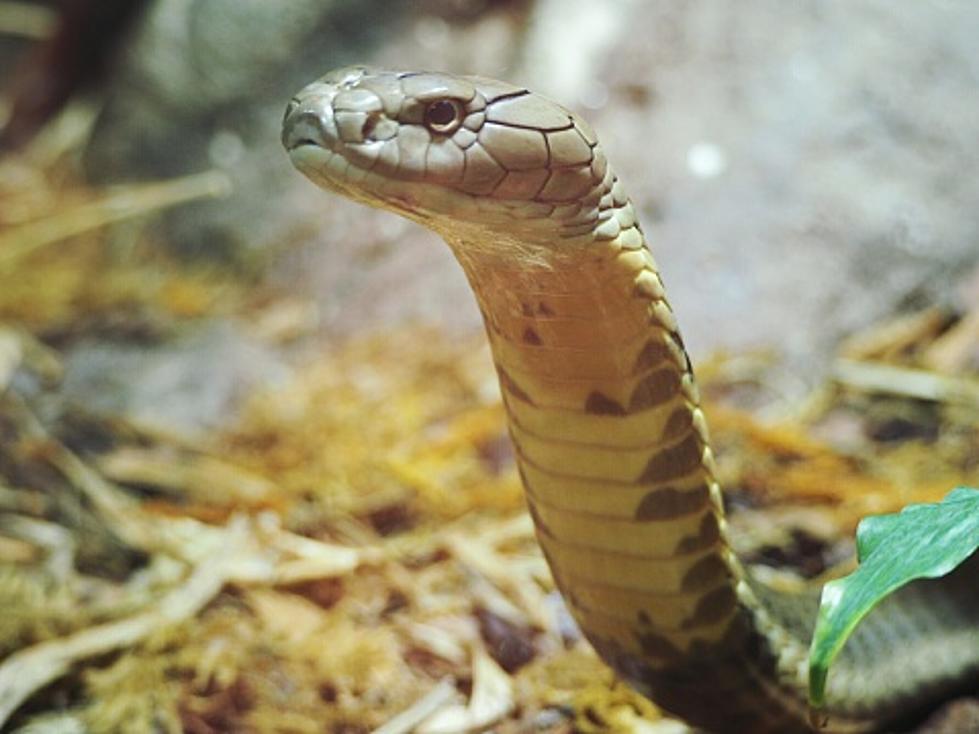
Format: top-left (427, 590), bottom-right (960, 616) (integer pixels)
top-left (82, 0), bottom-right (409, 259)
top-left (59, 320), bottom-right (289, 436)
top-left (82, 1), bottom-right (979, 384)
top-left (915, 697), bottom-right (979, 733)
top-left (545, 1), bottom-right (979, 378)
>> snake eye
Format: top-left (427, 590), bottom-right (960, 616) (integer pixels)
top-left (424, 99), bottom-right (463, 134)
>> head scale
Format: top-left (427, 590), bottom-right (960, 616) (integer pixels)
top-left (282, 66), bottom-right (611, 248)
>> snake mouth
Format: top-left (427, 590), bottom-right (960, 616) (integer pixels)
top-left (285, 130), bottom-right (430, 222)
top-left (285, 139), bottom-right (321, 152)
top-left (283, 87), bottom-right (442, 223)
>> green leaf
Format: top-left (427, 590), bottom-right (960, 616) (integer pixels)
top-left (808, 487), bottom-right (979, 711)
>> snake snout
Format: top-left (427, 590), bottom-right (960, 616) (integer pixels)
top-left (282, 95), bottom-right (336, 153)
top-left (283, 81), bottom-right (396, 154)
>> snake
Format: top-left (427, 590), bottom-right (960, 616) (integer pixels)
top-left (281, 66), bottom-right (979, 733)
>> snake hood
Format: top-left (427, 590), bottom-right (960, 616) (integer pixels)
top-left (283, 66), bottom-right (617, 253)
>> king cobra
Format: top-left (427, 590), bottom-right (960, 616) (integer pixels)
top-left (281, 67), bottom-right (979, 733)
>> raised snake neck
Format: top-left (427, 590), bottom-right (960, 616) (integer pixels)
top-left (282, 66), bottom-right (979, 733)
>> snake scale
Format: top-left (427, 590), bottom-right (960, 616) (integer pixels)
top-left (281, 67), bottom-right (979, 733)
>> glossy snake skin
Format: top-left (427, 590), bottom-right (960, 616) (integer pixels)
top-left (281, 66), bottom-right (979, 733)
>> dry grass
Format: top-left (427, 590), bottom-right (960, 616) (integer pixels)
top-left (0, 149), bottom-right (976, 733)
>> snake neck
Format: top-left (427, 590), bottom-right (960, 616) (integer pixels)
top-left (450, 228), bottom-right (979, 734)
top-left (451, 229), bottom-right (821, 732)
top-left (286, 66), bottom-right (979, 733)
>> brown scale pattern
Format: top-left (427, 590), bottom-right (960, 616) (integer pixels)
top-left (482, 242), bottom-right (731, 621)
top-left (283, 69), bottom-right (979, 730)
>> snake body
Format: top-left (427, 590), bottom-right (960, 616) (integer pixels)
top-left (282, 67), bottom-right (979, 733)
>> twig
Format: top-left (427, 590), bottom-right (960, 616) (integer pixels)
top-left (0, 327), bottom-right (21, 392)
top-left (0, 514), bottom-right (75, 580)
top-left (838, 307), bottom-right (950, 362)
top-left (0, 170), bottom-right (233, 271)
top-left (0, 507), bottom-right (388, 728)
top-left (0, 538), bottom-right (235, 727)
top-left (417, 647), bottom-right (514, 734)
top-left (3, 391), bottom-right (155, 551)
top-left (923, 310), bottom-right (979, 373)
top-left (257, 513), bottom-right (384, 583)
top-left (370, 678), bottom-right (459, 734)
top-left (0, 484), bottom-right (46, 514)
top-left (0, 1), bottom-right (55, 39)
top-left (832, 357), bottom-right (979, 407)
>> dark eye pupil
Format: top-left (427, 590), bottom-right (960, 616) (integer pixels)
top-left (426, 100), bottom-right (458, 128)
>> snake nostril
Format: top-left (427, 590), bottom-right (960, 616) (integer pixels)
top-left (282, 108), bottom-right (333, 151)
top-left (360, 113), bottom-right (398, 142)
top-left (362, 113), bottom-right (378, 140)
top-left (284, 98), bottom-right (300, 123)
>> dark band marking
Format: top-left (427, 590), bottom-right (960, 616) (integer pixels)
top-left (522, 327), bottom-right (542, 345)
top-left (634, 483), bottom-right (709, 522)
top-left (497, 367), bottom-right (535, 405)
top-left (638, 434), bottom-right (703, 483)
top-left (584, 391), bottom-right (627, 415)
top-left (513, 438), bottom-right (707, 490)
top-left (537, 301), bottom-right (555, 316)
top-left (674, 512), bottom-right (720, 554)
top-left (681, 555), bottom-right (730, 593)
top-left (494, 345), bottom-right (686, 386)
top-left (662, 407), bottom-right (693, 441)
top-left (633, 339), bottom-right (672, 374)
top-left (682, 586), bottom-right (737, 630)
top-left (507, 406), bottom-right (700, 453)
top-left (533, 509), bottom-right (718, 561)
top-left (637, 630), bottom-right (683, 662)
top-left (520, 301), bottom-right (534, 316)
top-left (584, 612), bottom-right (803, 732)
top-left (628, 368), bottom-right (681, 412)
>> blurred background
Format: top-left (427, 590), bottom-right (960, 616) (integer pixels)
top-left (1, 1), bottom-right (978, 732)
top-left (5, 0), bottom-right (979, 395)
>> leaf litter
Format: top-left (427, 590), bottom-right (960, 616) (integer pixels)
top-left (0, 150), bottom-right (977, 733)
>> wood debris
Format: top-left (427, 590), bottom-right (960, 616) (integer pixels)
top-left (0, 148), bottom-right (976, 733)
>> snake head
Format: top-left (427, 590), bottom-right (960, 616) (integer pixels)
top-left (283, 66), bottom-right (613, 246)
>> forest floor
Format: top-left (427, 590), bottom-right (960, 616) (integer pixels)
top-left (0, 149), bottom-right (977, 733)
